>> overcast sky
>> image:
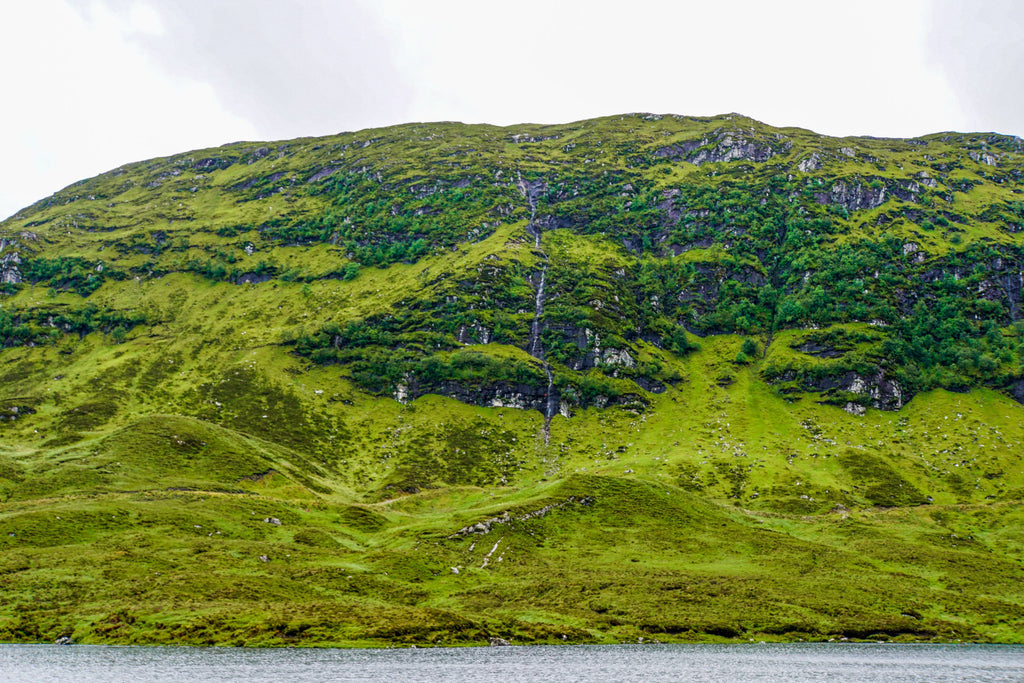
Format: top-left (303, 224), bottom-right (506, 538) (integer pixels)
top-left (1, 0), bottom-right (1022, 220)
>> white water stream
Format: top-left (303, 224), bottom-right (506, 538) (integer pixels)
top-left (518, 172), bottom-right (557, 443)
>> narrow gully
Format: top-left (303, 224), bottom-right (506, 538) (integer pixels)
top-left (518, 171), bottom-right (557, 444)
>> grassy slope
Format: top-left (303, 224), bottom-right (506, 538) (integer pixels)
top-left (1, 317), bottom-right (1022, 646)
top-left (0, 114), bottom-right (1023, 645)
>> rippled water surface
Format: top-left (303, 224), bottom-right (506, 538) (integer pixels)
top-left (2, 643), bottom-right (1023, 682)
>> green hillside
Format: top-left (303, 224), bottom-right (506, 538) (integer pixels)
top-left (1, 113), bottom-right (1023, 645)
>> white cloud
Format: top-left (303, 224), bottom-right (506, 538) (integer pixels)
top-left (928, 0), bottom-right (1024, 136)
top-left (110, 0), bottom-right (415, 139)
top-left (368, 0), bottom-right (968, 138)
top-left (0, 0), bottom-right (257, 219)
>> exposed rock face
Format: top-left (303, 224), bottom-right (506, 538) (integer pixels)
top-left (602, 348), bottom-right (635, 368)
top-left (775, 368), bottom-right (905, 411)
top-left (969, 150), bottom-right (998, 166)
top-left (1009, 379), bottom-right (1024, 405)
top-left (844, 370), bottom-right (904, 410)
top-left (398, 378), bottom-right (645, 414)
top-left (307, 166), bottom-right (341, 183)
top-left (689, 132), bottom-right (780, 165)
top-left (677, 262), bottom-right (767, 332)
top-left (0, 239), bottom-right (22, 285)
top-left (401, 379), bottom-right (551, 413)
top-left (919, 254), bottom-right (1024, 322)
top-left (0, 251), bottom-right (21, 285)
top-left (457, 323), bottom-right (492, 345)
top-left (815, 177), bottom-right (929, 213)
top-left (509, 133), bottom-right (559, 144)
top-left (798, 154), bottom-right (822, 172)
top-left (657, 187), bottom-right (686, 224)
top-left (653, 139), bottom-right (704, 162)
top-left (794, 341), bottom-right (844, 359)
top-left (654, 129), bottom-right (790, 165)
top-left (973, 257), bottom-right (1024, 320)
top-left (816, 180), bottom-right (887, 212)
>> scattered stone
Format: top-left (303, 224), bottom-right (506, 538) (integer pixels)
top-left (264, 517), bottom-right (282, 525)
top-left (452, 496), bottom-right (594, 537)
top-left (55, 636), bottom-right (73, 645)
top-left (258, 555), bottom-right (270, 563)
top-left (843, 402), bottom-right (867, 416)
top-left (489, 636), bottom-right (511, 647)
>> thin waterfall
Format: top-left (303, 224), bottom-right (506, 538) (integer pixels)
top-left (529, 268), bottom-right (546, 357)
top-left (518, 171), bottom-right (557, 444)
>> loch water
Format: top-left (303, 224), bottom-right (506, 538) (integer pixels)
top-left (2, 642), bottom-right (1023, 682)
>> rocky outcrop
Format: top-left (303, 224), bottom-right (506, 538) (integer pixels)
top-left (815, 177), bottom-right (929, 213)
top-left (456, 323), bottom-right (492, 345)
top-left (535, 325), bottom-right (660, 392)
top-left (798, 154), bottom-right (822, 172)
top-left (657, 188), bottom-right (686, 224)
top-left (654, 129), bottom-right (790, 166)
top-left (653, 139), bottom-right (706, 162)
top-left (969, 150), bottom-right (998, 167)
top-left (794, 341), bottom-right (844, 359)
top-left (601, 348), bottom-right (635, 368)
top-left (509, 133), bottom-right (559, 144)
top-left (773, 368), bottom-right (906, 411)
top-left (0, 251), bottom-right (21, 285)
top-left (307, 166), bottom-right (342, 183)
top-left (233, 272), bottom-right (273, 285)
top-left (0, 404), bottom-right (36, 422)
top-left (888, 180), bottom-right (926, 202)
top-left (193, 156), bottom-right (236, 171)
top-left (677, 262), bottom-right (767, 328)
top-left (0, 237), bottom-right (22, 286)
top-left (397, 377), bottom-right (646, 415)
top-left (815, 180), bottom-right (887, 212)
top-left (976, 256), bottom-right (1024, 321)
top-left (399, 379), bottom-right (553, 413)
top-left (919, 255), bottom-right (1024, 321)
top-left (1008, 379), bottom-right (1024, 404)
